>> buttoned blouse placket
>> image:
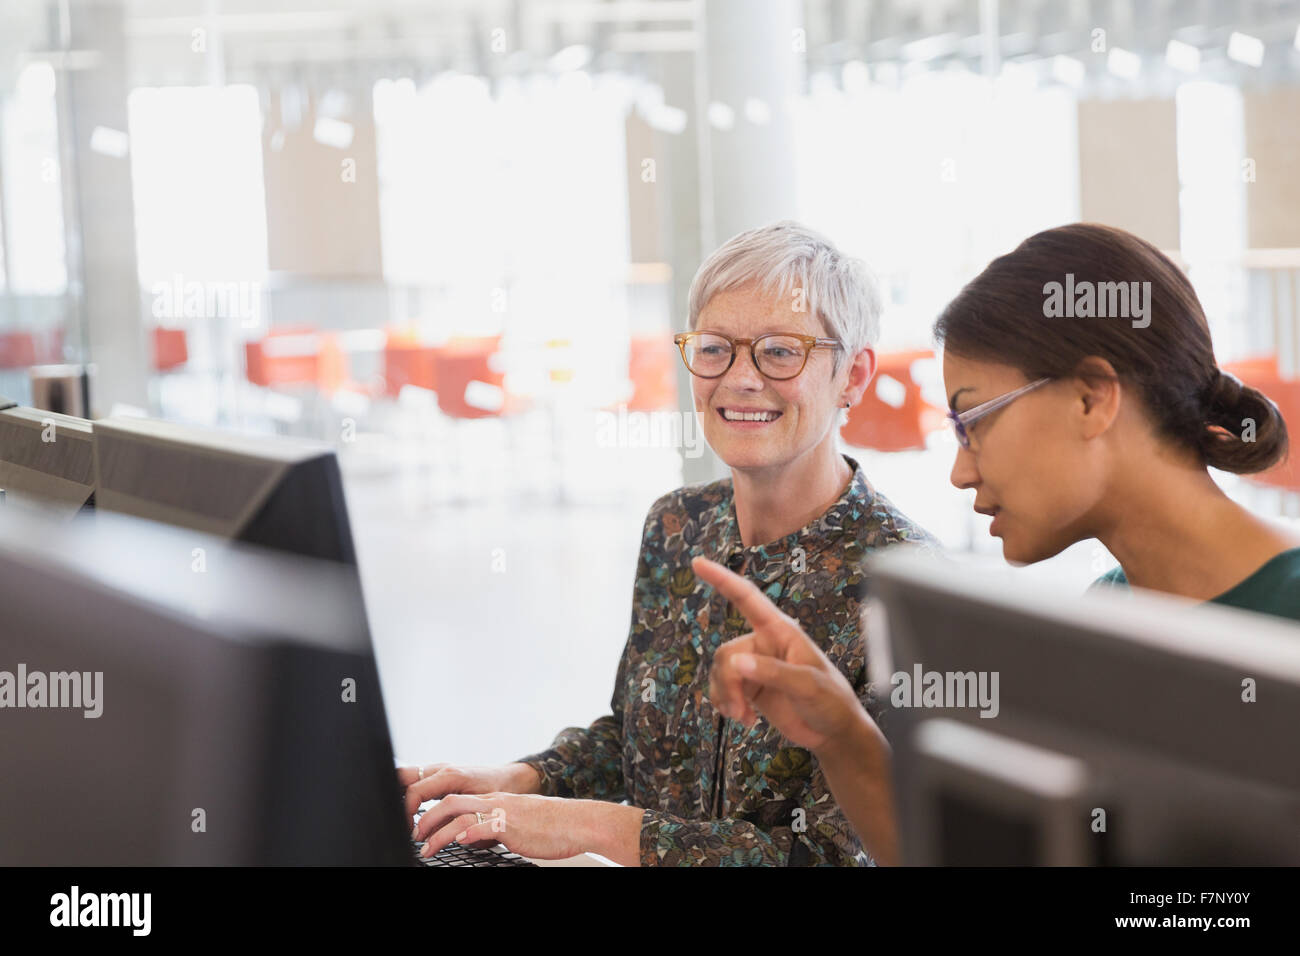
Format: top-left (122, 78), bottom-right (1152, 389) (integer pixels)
top-left (705, 505), bottom-right (801, 820)
top-left (704, 503), bottom-right (743, 819)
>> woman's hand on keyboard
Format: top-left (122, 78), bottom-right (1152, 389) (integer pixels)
top-left (397, 763), bottom-right (541, 820)
top-left (411, 791), bottom-right (620, 861)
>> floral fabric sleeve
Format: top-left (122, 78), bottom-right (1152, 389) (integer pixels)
top-left (515, 693), bottom-right (627, 801)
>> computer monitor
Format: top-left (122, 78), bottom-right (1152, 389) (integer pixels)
top-left (864, 550), bottom-right (1300, 865)
top-left (0, 405), bottom-right (95, 520)
top-left (91, 415), bottom-right (356, 565)
top-left (0, 507), bottom-right (412, 865)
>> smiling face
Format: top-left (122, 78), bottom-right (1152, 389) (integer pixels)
top-left (943, 351), bottom-right (1112, 564)
top-left (691, 281), bottom-right (863, 475)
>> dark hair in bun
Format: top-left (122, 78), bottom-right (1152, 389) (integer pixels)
top-left (1200, 370), bottom-right (1288, 473)
top-left (933, 223), bottom-right (1289, 475)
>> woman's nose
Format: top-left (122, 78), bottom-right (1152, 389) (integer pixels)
top-left (950, 445), bottom-right (980, 490)
top-left (721, 346), bottom-right (766, 389)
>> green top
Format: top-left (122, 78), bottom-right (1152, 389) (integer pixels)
top-left (1092, 547), bottom-right (1300, 623)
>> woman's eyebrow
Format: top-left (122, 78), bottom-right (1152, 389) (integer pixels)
top-left (948, 387), bottom-right (975, 411)
top-left (699, 328), bottom-right (807, 338)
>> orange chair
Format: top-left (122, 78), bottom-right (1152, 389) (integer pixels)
top-left (1223, 356), bottom-right (1279, 382)
top-left (0, 331), bottom-right (37, 369)
top-left (244, 327), bottom-right (349, 394)
top-left (841, 349), bottom-right (944, 452)
top-left (316, 333), bottom-right (347, 394)
top-left (627, 336), bottom-right (678, 411)
top-left (246, 326), bottom-right (313, 387)
top-left (424, 335), bottom-right (533, 504)
top-left (1223, 356), bottom-right (1300, 492)
top-left (152, 327), bottom-right (189, 372)
top-left (383, 336), bottom-right (439, 397)
top-left (432, 336), bottom-right (521, 419)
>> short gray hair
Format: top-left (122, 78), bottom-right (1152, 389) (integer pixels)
top-left (687, 220), bottom-right (882, 372)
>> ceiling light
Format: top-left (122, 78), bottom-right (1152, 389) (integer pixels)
top-left (1227, 32), bottom-right (1264, 67)
top-left (1051, 55), bottom-right (1085, 87)
top-left (1165, 39), bottom-right (1200, 73)
top-left (743, 97), bottom-right (771, 125)
top-left (1107, 47), bottom-right (1141, 79)
top-left (312, 117), bottom-right (353, 149)
top-left (706, 101), bottom-right (734, 130)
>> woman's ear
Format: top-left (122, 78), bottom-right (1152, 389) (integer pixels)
top-left (1073, 356), bottom-right (1122, 438)
top-left (842, 347), bottom-right (877, 407)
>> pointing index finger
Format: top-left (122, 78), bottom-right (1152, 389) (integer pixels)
top-left (691, 555), bottom-right (787, 632)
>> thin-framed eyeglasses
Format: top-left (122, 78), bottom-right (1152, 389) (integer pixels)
top-left (673, 331), bottom-right (842, 381)
top-left (948, 377), bottom-right (1053, 448)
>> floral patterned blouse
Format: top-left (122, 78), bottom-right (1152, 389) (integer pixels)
top-left (517, 454), bottom-right (937, 866)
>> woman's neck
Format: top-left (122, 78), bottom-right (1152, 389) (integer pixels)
top-left (730, 442), bottom-right (855, 548)
top-left (1097, 458), bottom-right (1299, 601)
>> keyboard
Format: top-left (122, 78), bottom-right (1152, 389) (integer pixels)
top-left (412, 839), bottom-right (537, 867)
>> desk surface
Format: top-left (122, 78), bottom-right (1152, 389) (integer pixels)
top-left (527, 852), bottom-right (618, 867)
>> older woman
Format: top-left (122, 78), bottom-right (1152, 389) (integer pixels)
top-left (701, 222), bottom-right (1300, 865)
top-left (402, 220), bottom-right (935, 865)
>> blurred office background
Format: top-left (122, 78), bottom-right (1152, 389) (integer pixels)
top-left (1, 0), bottom-right (1298, 763)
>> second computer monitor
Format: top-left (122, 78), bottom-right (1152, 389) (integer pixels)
top-left (92, 415), bottom-right (357, 564)
top-left (0, 405), bottom-right (95, 519)
top-left (865, 551), bottom-right (1300, 866)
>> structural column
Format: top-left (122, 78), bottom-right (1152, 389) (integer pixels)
top-left (60, 0), bottom-right (147, 414)
top-left (670, 0), bottom-right (804, 484)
